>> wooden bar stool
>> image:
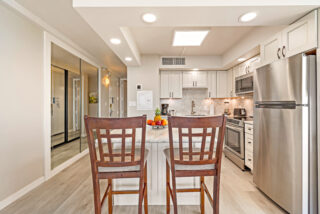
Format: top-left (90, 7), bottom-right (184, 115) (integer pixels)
top-left (164, 115), bottom-right (227, 214)
top-left (85, 115), bottom-right (148, 214)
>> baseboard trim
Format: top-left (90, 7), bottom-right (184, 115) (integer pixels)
top-left (49, 148), bottom-right (88, 179)
top-left (0, 176), bottom-right (45, 211)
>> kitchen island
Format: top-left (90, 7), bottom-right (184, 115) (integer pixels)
top-left (109, 126), bottom-right (216, 205)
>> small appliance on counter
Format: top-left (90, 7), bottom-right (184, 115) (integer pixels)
top-left (161, 104), bottom-right (169, 115)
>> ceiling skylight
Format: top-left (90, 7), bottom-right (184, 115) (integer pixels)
top-left (173, 30), bottom-right (209, 46)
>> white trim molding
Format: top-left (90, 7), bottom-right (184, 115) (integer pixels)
top-left (0, 177), bottom-right (45, 210)
top-left (44, 31), bottom-right (100, 180)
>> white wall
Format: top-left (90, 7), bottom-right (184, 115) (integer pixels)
top-left (127, 55), bottom-right (160, 118)
top-left (0, 2), bottom-right (44, 201)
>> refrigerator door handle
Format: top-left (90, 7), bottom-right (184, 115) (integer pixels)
top-left (255, 101), bottom-right (297, 109)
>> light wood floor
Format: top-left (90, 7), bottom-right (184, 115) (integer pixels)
top-left (0, 155), bottom-right (286, 214)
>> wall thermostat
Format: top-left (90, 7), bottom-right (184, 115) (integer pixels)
top-left (136, 84), bottom-right (142, 90)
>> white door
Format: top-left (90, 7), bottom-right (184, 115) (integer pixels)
top-left (195, 71), bottom-right (208, 88)
top-left (260, 32), bottom-right (282, 66)
top-left (281, 10), bottom-right (317, 58)
top-left (182, 72), bottom-right (195, 88)
top-left (207, 71), bottom-right (217, 98)
top-left (216, 71), bottom-right (228, 98)
top-left (169, 71), bottom-right (182, 98)
top-left (160, 71), bottom-right (170, 98)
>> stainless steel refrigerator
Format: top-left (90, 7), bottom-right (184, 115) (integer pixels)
top-left (253, 53), bottom-right (317, 214)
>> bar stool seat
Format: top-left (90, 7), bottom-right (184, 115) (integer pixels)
top-left (163, 148), bottom-right (215, 171)
top-left (98, 149), bottom-right (149, 173)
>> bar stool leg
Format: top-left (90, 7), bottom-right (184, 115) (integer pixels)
top-left (200, 176), bottom-right (205, 214)
top-left (144, 163), bottom-right (148, 214)
top-left (213, 174), bottom-right (220, 214)
top-left (93, 177), bottom-right (101, 214)
top-left (108, 179), bottom-right (113, 214)
top-left (138, 168), bottom-right (145, 214)
top-left (171, 170), bottom-right (178, 214)
top-left (166, 161), bottom-right (170, 214)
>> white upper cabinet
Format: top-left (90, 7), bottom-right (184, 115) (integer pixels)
top-left (260, 10), bottom-right (317, 66)
top-left (237, 62), bottom-right (247, 77)
top-left (227, 68), bottom-right (235, 97)
top-left (260, 32), bottom-right (282, 65)
top-left (216, 71), bottom-right (228, 98)
top-left (282, 11), bottom-right (317, 58)
top-left (183, 71), bottom-right (208, 88)
top-left (207, 71), bottom-right (217, 98)
top-left (182, 72), bottom-right (194, 88)
top-left (160, 71), bottom-right (170, 98)
top-left (160, 71), bottom-right (182, 98)
top-left (247, 56), bottom-right (261, 73)
top-left (169, 71), bottom-right (182, 98)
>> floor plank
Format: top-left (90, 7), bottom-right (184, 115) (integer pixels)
top-left (0, 155), bottom-right (286, 214)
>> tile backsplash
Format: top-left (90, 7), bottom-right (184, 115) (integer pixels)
top-left (160, 88), bottom-right (254, 117)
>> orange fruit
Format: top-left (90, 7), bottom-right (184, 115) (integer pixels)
top-left (151, 121), bottom-right (156, 126)
top-left (147, 120), bottom-right (153, 125)
top-left (161, 119), bottom-right (168, 126)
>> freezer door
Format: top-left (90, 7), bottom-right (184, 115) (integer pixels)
top-left (253, 106), bottom-right (303, 213)
top-left (254, 53), bottom-right (307, 105)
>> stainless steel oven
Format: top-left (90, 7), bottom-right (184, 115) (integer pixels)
top-left (225, 124), bottom-right (244, 158)
top-left (235, 73), bottom-right (253, 95)
top-left (224, 118), bottom-right (245, 170)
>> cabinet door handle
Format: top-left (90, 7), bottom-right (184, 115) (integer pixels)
top-left (248, 128), bottom-right (252, 131)
top-left (282, 46), bottom-right (286, 58)
top-left (209, 92), bottom-right (211, 97)
top-left (248, 158), bottom-right (252, 161)
top-left (196, 81), bottom-right (197, 87)
top-left (248, 141), bottom-right (252, 144)
top-left (193, 81), bottom-right (194, 87)
top-left (277, 48), bottom-right (281, 59)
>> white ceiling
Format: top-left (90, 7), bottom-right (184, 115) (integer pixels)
top-left (74, 1), bottom-right (319, 66)
top-left (14, 0), bottom-right (126, 76)
top-left (130, 27), bottom-right (254, 56)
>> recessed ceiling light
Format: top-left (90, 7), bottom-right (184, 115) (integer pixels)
top-left (193, 68), bottom-right (199, 71)
top-left (173, 30), bottom-right (209, 46)
top-left (110, 38), bottom-right (121, 45)
top-left (125, 57), bottom-right (132, 62)
top-left (239, 12), bottom-right (257, 23)
top-left (142, 13), bottom-right (157, 23)
top-left (238, 58), bottom-right (246, 62)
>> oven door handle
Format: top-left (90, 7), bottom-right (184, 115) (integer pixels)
top-left (226, 125), bottom-right (243, 132)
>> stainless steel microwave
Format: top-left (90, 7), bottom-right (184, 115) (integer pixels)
top-left (235, 73), bottom-right (253, 95)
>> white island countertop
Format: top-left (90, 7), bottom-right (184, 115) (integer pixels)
top-left (109, 126), bottom-right (217, 144)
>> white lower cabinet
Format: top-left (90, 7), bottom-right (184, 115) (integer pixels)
top-left (244, 123), bottom-right (254, 171)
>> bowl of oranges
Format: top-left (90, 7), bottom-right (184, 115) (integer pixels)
top-left (147, 108), bottom-right (168, 129)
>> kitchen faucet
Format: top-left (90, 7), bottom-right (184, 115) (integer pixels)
top-left (191, 100), bottom-right (196, 115)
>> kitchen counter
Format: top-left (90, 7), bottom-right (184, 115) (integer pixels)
top-left (109, 126), bottom-right (215, 144)
top-left (244, 120), bottom-right (253, 125)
